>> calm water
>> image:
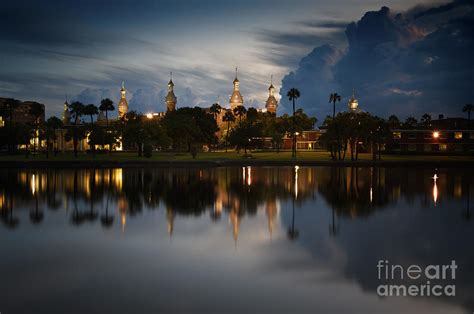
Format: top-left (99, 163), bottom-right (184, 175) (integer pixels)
top-left (0, 166), bottom-right (473, 314)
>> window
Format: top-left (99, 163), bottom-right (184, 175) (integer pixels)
top-left (424, 144), bottom-right (432, 152)
top-left (470, 132), bottom-right (474, 140)
top-left (424, 132), bottom-right (433, 139)
top-left (408, 144), bottom-right (417, 151)
top-left (393, 131), bottom-right (401, 139)
top-left (440, 144), bottom-right (447, 151)
top-left (439, 132), bottom-right (447, 139)
top-left (408, 133), bottom-right (417, 140)
top-left (454, 132), bottom-right (463, 140)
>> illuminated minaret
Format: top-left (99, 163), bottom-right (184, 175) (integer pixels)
top-left (347, 89), bottom-right (360, 112)
top-left (265, 75), bottom-right (278, 114)
top-left (165, 72), bottom-right (177, 112)
top-left (229, 67), bottom-right (244, 110)
top-left (62, 97), bottom-right (70, 125)
top-left (118, 81), bottom-right (129, 119)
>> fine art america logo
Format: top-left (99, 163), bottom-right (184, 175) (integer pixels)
top-left (376, 260), bottom-right (457, 297)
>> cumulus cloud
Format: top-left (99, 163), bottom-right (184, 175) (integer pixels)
top-left (279, 1), bottom-right (474, 120)
top-left (74, 88), bottom-right (121, 106)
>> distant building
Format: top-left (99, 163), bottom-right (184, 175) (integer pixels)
top-left (117, 82), bottom-right (129, 119)
top-left (265, 76), bottom-right (278, 114)
top-left (229, 68), bottom-right (244, 110)
top-left (0, 98), bottom-right (45, 125)
top-left (165, 73), bottom-right (177, 112)
top-left (386, 118), bottom-right (474, 153)
top-left (282, 130), bottom-right (323, 150)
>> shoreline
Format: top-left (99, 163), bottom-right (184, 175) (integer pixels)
top-left (1, 159), bottom-right (473, 168)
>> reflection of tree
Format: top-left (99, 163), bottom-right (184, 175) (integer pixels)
top-left (29, 191), bottom-right (44, 225)
top-left (287, 196), bottom-right (299, 240)
top-left (1, 197), bottom-right (19, 229)
top-left (100, 176), bottom-right (114, 228)
top-left (319, 167), bottom-right (384, 219)
top-left (328, 205), bottom-right (338, 237)
top-left (465, 180), bottom-right (471, 221)
top-left (2, 167), bottom-right (472, 234)
top-left (71, 170), bottom-right (85, 226)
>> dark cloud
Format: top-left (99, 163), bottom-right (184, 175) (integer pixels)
top-left (279, 1), bottom-right (474, 120)
top-left (279, 45), bottom-right (343, 116)
top-left (413, 0), bottom-right (473, 19)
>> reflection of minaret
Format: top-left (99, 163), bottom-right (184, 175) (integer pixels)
top-left (265, 75), bottom-right (278, 114)
top-left (166, 206), bottom-right (175, 237)
top-left (118, 197), bottom-right (128, 233)
top-left (165, 72), bottom-right (177, 112)
top-left (265, 198), bottom-right (278, 238)
top-left (118, 81), bottom-right (129, 119)
top-left (229, 209), bottom-right (240, 244)
top-left (229, 67), bottom-right (244, 110)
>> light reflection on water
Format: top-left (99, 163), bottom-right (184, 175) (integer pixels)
top-left (0, 166), bottom-right (473, 314)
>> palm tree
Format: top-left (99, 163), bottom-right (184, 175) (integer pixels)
top-left (28, 102), bottom-right (44, 154)
top-left (83, 104), bottom-right (99, 124)
top-left (44, 116), bottom-right (62, 158)
top-left (223, 111), bottom-right (235, 152)
top-left (233, 105), bottom-right (247, 123)
top-left (69, 101), bottom-right (85, 157)
top-left (99, 98), bottom-right (114, 126)
top-left (287, 88), bottom-right (300, 158)
top-left (463, 104), bottom-right (473, 129)
top-left (329, 93), bottom-right (341, 119)
top-left (210, 103), bottom-right (222, 122)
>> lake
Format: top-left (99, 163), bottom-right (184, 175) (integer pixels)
top-left (0, 166), bottom-right (473, 313)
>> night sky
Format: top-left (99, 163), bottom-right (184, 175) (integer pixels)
top-left (0, 0), bottom-right (472, 120)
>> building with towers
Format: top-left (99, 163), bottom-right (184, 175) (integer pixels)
top-left (229, 68), bottom-right (244, 110)
top-left (165, 72), bottom-right (177, 112)
top-left (265, 75), bottom-right (278, 114)
top-left (118, 82), bottom-right (129, 119)
top-left (62, 99), bottom-right (70, 125)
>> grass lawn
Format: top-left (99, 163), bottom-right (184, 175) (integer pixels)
top-left (0, 150), bottom-right (473, 162)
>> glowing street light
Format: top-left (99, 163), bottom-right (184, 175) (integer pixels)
top-left (433, 131), bottom-right (440, 139)
top-left (146, 113), bottom-right (153, 119)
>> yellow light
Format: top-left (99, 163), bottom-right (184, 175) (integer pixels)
top-left (146, 113), bottom-right (153, 119)
top-left (247, 166), bottom-right (252, 186)
top-left (433, 131), bottom-right (439, 139)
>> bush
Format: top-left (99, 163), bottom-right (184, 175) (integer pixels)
top-left (143, 144), bottom-right (153, 158)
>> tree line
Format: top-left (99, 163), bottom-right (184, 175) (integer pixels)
top-left (1, 92), bottom-right (471, 159)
